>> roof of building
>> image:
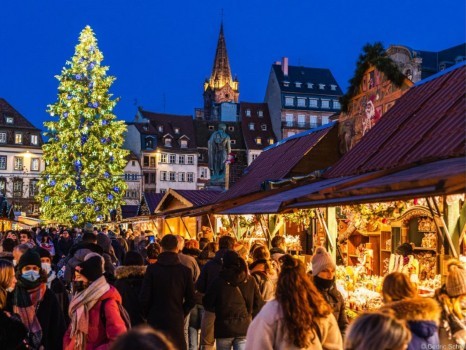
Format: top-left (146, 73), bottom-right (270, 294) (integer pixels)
top-left (272, 64), bottom-right (343, 96)
top-left (194, 119), bottom-right (246, 149)
top-left (125, 150), bottom-right (139, 161)
top-left (206, 23), bottom-right (235, 90)
top-left (218, 122), bottom-right (338, 202)
top-left (121, 205), bottom-right (140, 219)
top-left (139, 109), bottom-right (197, 150)
top-left (240, 102), bottom-right (276, 150)
top-left (155, 189), bottom-right (223, 213)
top-left (128, 121), bottom-right (158, 135)
top-left (143, 192), bottom-right (164, 214)
top-left (325, 63), bottom-right (466, 178)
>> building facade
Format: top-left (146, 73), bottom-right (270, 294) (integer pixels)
top-left (0, 99), bottom-right (44, 216)
top-left (123, 151), bottom-right (143, 205)
top-left (264, 57), bottom-right (343, 140)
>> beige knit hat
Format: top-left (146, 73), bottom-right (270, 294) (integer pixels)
top-left (446, 260), bottom-right (466, 297)
top-left (311, 246), bottom-right (336, 276)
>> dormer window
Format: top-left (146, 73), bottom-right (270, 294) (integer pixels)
top-left (319, 84), bottom-right (326, 90)
top-left (261, 124), bottom-right (267, 131)
top-left (158, 125), bottom-right (163, 133)
top-left (249, 123), bottom-right (255, 131)
top-left (174, 127), bottom-right (180, 134)
top-left (330, 84), bottom-right (337, 91)
top-left (231, 139), bottom-right (236, 145)
top-left (208, 125), bottom-right (215, 131)
top-left (255, 137), bottom-right (262, 145)
top-left (145, 137), bottom-right (154, 149)
top-left (258, 110), bottom-right (263, 117)
top-left (269, 138), bottom-right (275, 145)
top-left (246, 109), bottom-right (251, 117)
top-left (295, 82), bottom-right (302, 88)
top-left (5, 115), bottom-right (13, 124)
top-left (164, 137), bottom-right (172, 147)
top-left (307, 83), bottom-right (314, 89)
top-left (283, 81), bottom-right (290, 87)
top-left (15, 133), bottom-right (22, 144)
top-left (30, 135), bottom-right (38, 145)
top-left (180, 139), bottom-right (188, 148)
top-left (228, 126), bottom-right (235, 131)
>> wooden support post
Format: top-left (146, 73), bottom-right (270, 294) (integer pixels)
top-left (180, 217), bottom-right (192, 239)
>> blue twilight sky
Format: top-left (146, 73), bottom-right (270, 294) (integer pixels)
top-left (1, 0), bottom-right (465, 130)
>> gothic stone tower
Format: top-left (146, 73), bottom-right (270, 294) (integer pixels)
top-left (203, 23), bottom-right (239, 120)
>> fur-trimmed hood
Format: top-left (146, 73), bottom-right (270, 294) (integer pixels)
top-left (115, 265), bottom-right (146, 279)
top-left (382, 297), bottom-right (441, 323)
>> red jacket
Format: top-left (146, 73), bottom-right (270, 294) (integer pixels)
top-left (64, 285), bottom-right (127, 350)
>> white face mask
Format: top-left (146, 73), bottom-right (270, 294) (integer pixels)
top-left (41, 263), bottom-right (52, 275)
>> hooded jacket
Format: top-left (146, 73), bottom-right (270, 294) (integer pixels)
top-left (196, 249), bottom-right (228, 294)
top-left (114, 265), bottom-right (147, 326)
top-left (381, 297), bottom-right (441, 350)
top-left (63, 285), bottom-right (126, 350)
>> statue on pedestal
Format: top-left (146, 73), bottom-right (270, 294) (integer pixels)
top-left (208, 123), bottom-right (231, 181)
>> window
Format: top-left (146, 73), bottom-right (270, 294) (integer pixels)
top-left (178, 172), bottom-right (185, 182)
top-left (187, 172), bottom-right (194, 182)
top-left (143, 156), bottom-right (149, 167)
top-left (131, 160), bottom-right (136, 166)
top-left (252, 154), bottom-right (259, 161)
top-left (0, 179), bottom-right (6, 195)
top-left (160, 171), bottom-right (167, 181)
top-left (322, 116), bottom-right (329, 125)
top-left (200, 168), bottom-right (208, 179)
top-left (307, 83), bottom-right (314, 89)
top-left (30, 135), bottom-right (38, 145)
top-left (31, 158), bottom-right (40, 171)
top-left (187, 155), bottom-right (194, 165)
top-left (310, 115), bottom-right (318, 128)
top-left (169, 154), bottom-right (176, 164)
top-left (169, 172), bottom-right (176, 181)
top-left (246, 109), bottom-right (251, 117)
top-left (285, 97), bottom-right (294, 106)
top-left (283, 81), bottom-right (290, 87)
top-left (269, 138), bottom-right (275, 145)
top-left (150, 173), bottom-right (156, 183)
top-left (15, 133), bottom-right (22, 144)
top-left (165, 138), bottom-right (172, 147)
top-left (258, 110), bottom-right (263, 117)
top-left (179, 155), bottom-right (185, 164)
top-left (309, 99), bottom-right (318, 108)
top-left (145, 137), bottom-right (153, 149)
top-left (255, 137), bottom-right (262, 145)
top-left (29, 179), bottom-right (39, 197)
top-left (150, 157), bottom-right (156, 168)
top-left (249, 123), bottom-right (255, 131)
top-left (261, 124), bottom-right (267, 131)
top-left (174, 127), bottom-right (180, 134)
top-left (297, 98), bottom-right (306, 107)
top-left (330, 84), bottom-right (337, 91)
top-left (285, 114), bottom-right (293, 127)
top-left (295, 82), bottom-right (302, 88)
top-left (160, 188), bottom-right (166, 194)
top-left (0, 156), bottom-right (6, 170)
top-left (180, 140), bottom-right (188, 148)
top-left (321, 100), bottom-right (330, 109)
top-left (0, 132), bottom-right (5, 143)
top-left (158, 125), bottom-right (163, 132)
top-left (319, 84), bottom-right (326, 90)
top-left (144, 173), bottom-right (149, 184)
top-left (287, 131), bottom-right (296, 137)
top-left (333, 100), bottom-right (341, 109)
top-left (230, 139), bottom-right (236, 145)
top-left (5, 116), bottom-right (13, 124)
top-left (160, 153), bottom-right (167, 163)
top-left (13, 180), bottom-right (23, 198)
top-left (208, 125), bottom-right (215, 131)
top-left (228, 126), bottom-right (234, 131)
top-left (14, 157), bottom-right (23, 170)
top-left (298, 114), bottom-right (306, 127)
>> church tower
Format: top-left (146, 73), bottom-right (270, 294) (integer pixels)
top-left (203, 23), bottom-right (239, 120)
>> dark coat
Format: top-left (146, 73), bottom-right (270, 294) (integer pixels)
top-left (50, 276), bottom-right (70, 326)
top-left (56, 238), bottom-right (73, 258)
top-left (196, 249), bottom-right (228, 294)
top-left (0, 310), bottom-right (28, 350)
top-left (381, 297), bottom-right (441, 350)
top-left (203, 268), bottom-right (264, 339)
top-left (140, 251), bottom-right (195, 350)
top-left (114, 265), bottom-right (147, 326)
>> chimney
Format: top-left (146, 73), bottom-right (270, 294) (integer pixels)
top-left (282, 57), bottom-right (288, 76)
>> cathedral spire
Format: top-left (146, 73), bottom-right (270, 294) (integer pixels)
top-left (208, 22), bottom-right (234, 90)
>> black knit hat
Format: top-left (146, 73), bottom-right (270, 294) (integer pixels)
top-left (35, 247), bottom-right (51, 260)
top-left (17, 249), bottom-right (41, 272)
top-left (76, 255), bottom-right (104, 282)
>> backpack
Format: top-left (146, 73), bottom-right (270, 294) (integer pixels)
top-left (100, 298), bottom-right (132, 330)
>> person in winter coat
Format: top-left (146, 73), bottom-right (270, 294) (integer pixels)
top-left (246, 254), bottom-right (342, 350)
top-left (56, 230), bottom-right (74, 261)
top-left (12, 249), bottom-right (66, 350)
top-left (0, 259), bottom-right (29, 349)
top-left (114, 251), bottom-right (146, 326)
top-left (196, 235), bottom-right (235, 350)
top-left (140, 234), bottom-right (196, 350)
top-left (436, 259), bottom-right (466, 347)
top-left (311, 246), bottom-right (348, 337)
top-left (204, 250), bottom-right (264, 350)
top-left (249, 245), bottom-right (277, 301)
top-left (381, 272), bottom-right (440, 350)
top-left (345, 310), bottom-right (411, 350)
top-left (64, 254), bottom-right (127, 350)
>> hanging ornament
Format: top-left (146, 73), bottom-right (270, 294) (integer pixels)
top-left (81, 135), bottom-right (88, 145)
top-left (100, 137), bottom-right (107, 144)
top-left (113, 186), bottom-right (119, 193)
top-left (109, 156), bottom-right (114, 162)
top-left (85, 197), bottom-right (94, 204)
top-left (72, 214), bottom-right (78, 221)
top-left (44, 196), bottom-right (50, 202)
top-left (50, 180), bottom-right (56, 186)
top-left (75, 74), bottom-right (82, 80)
top-left (101, 120), bottom-right (108, 126)
top-left (67, 95), bottom-right (72, 100)
top-left (88, 62), bottom-right (95, 69)
top-left (104, 172), bottom-right (110, 178)
top-left (62, 144), bottom-right (67, 149)
top-left (107, 194), bottom-right (114, 200)
top-left (74, 160), bottom-right (82, 172)
top-left (89, 82), bottom-right (94, 89)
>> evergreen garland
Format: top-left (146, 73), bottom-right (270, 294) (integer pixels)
top-left (340, 42), bottom-right (405, 112)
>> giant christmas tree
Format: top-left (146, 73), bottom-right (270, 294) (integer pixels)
top-left (38, 26), bottom-right (128, 225)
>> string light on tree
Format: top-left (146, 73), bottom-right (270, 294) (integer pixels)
top-left (37, 25), bottom-right (128, 225)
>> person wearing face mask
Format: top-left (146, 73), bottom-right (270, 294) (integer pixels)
top-left (0, 259), bottom-right (29, 349)
top-left (36, 247), bottom-right (70, 326)
top-left (311, 246), bottom-right (348, 338)
top-left (12, 249), bottom-right (66, 350)
top-left (64, 253), bottom-right (127, 350)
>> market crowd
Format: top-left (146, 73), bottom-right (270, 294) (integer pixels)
top-left (0, 225), bottom-right (465, 349)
